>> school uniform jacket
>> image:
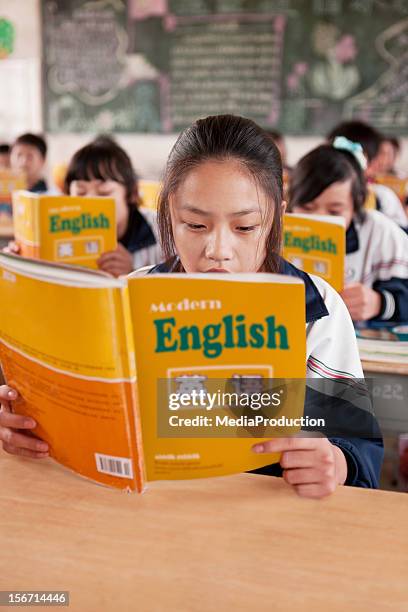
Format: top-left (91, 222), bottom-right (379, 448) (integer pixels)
top-left (143, 258), bottom-right (384, 489)
top-left (371, 183), bottom-right (408, 230)
top-left (346, 209), bottom-right (408, 322)
top-left (120, 206), bottom-right (162, 270)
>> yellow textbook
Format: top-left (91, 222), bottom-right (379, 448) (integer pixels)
top-left (12, 191), bottom-right (117, 269)
top-left (283, 213), bottom-right (345, 292)
top-left (374, 174), bottom-right (408, 203)
top-left (138, 179), bottom-right (161, 210)
top-left (0, 254), bottom-right (306, 492)
top-left (0, 170), bottom-right (26, 236)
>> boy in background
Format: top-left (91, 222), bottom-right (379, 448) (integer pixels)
top-left (10, 133), bottom-right (48, 193)
top-left (0, 144), bottom-right (10, 169)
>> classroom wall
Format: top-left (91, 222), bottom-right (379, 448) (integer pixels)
top-left (1, 0), bottom-right (407, 181)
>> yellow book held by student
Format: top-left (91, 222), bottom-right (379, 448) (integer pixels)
top-left (0, 170), bottom-right (26, 236)
top-left (138, 179), bottom-right (161, 210)
top-left (283, 213), bottom-right (346, 292)
top-left (374, 174), bottom-right (408, 203)
top-left (364, 186), bottom-right (377, 210)
top-left (0, 254), bottom-right (306, 492)
top-left (12, 191), bottom-right (117, 269)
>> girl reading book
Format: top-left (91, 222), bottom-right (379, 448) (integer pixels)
top-left (0, 115), bottom-right (382, 498)
top-left (7, 137), bottom-right (162, 275)
top-left (289, 139), bottom-right (408, 323)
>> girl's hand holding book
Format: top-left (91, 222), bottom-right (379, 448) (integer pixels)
top-left (0, 385), bottom-right (49, 459)
top-left (2, 241), bottom-right (20, 255)
top-left (340, 283), bottom-right (382, 321)
top-left (252, 436), bottom-right (347, 499)
top-left (97, 243), bottom-right (134, 277)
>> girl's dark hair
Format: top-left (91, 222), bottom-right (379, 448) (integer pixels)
top-left (64, 136), bottom-right (139, 207)
top-left (157, 114), bottom-right (283, 272)
top-left (289, 144), bottom-right (367, 221)
top-left (327, 121), bottom-right (381, 162)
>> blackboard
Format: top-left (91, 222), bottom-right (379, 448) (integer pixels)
top-left (42, 0), bottom-right (408, 135)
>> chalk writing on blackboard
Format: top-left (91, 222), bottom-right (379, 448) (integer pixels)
top-left (165, 14), bottom-right (287, 130)
top-left (344, 18), bottom-right (408, 129)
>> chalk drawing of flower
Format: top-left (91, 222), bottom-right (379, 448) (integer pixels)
top-left (274, 15), bottom-right (286, 34)
top-left (96, 111), bottom-right (115, 131)
top-left (294, 62), bottom-right (308, 76)
top-left (334, 35), bottom-right (357, 63)
top-left (287, 73), bottom-right (300, 93)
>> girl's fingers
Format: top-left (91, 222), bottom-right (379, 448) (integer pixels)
top-left (293, 482), bottom-right (336, 498)
top-left (0, 411), bottom-right (36, 429)
top-left (280, 449), bottom-right (319, 469)
top-left (0, 386), bottom-right (18, 402)
top-left (0, 429), bottom-right (48, 453)
top-left (283, 468), bottom-right (322, 486)
top-left (252, 436), bottom-right (315, 454)
top-left (2, 443), bottom-right (49, 459)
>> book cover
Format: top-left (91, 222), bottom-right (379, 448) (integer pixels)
top-left (12, 191), bottom-right (117, 269)
top-left (364, 187), bottom-right (377, 210)
top-left (375, 175), bottom-right (408, 203)
top-left (0, 254), bottom-right (144, 491)
top-left (283, 213), bottom-right (346, 292)
top-left (138, 179), bottom-right (161, 210)
top-left (128, 273), bottom-right (306, 481)
top-left (0, 256), bottom-right (306, 490)
top-left (0, 170), bottom-right (26, 236)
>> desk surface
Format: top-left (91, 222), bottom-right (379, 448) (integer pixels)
top-left (362, 359), bottom-right (408, 375)
top-left (0, 453), bottom-right (407, 612)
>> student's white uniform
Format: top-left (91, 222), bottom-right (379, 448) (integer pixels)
top-left (121, 206), bottom-right (163, 270)
top-left (346, 209), bottom-right (408, 321)
top-left (371, 183), bottom-right (407, 229)
top-left (131, 207), bottom-right (162, 270)
top-left (305, 274), bottom-right (363, 378)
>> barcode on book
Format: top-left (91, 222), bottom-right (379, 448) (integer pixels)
top-left (95, 453), bottom-right (133, 479)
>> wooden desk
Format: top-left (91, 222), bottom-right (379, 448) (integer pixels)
top-left (362, 359), bottom-right (408, 376)
top-left (0, 453), bottom-right (407, 612)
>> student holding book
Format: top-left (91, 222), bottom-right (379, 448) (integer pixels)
top-left (289, 138), bottom-right (408, 323)
top-left (65, 137), bottom-right (162, 274)
top-left (0, 115), bottom-right (382, 498)
top-left (8, 137), bottom-right (162, 275)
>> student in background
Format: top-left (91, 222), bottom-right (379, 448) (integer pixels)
top-left (289, 138), bottom-right (408, 323)
top-left (64, 136), bottom-right (162, 274)
top-left (0, 144), bottom-right (10, 169)
top-left (0, 115), bottom-right (383, 498)
top-left (10, 133), bottom-right (48, 193)
top-left (327, 121), bottom-right (407, 229)
top-left (376, 136), bottom-right (402, 176)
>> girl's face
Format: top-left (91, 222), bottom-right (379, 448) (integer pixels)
top-left (170, 160), bottom-right (279, 273)
top-left (375, 141), bottom-right (397, 175)
top-left (292, 179), bottom-right (354, 229)
top-left (69, 178), bottom-right (129, 238)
